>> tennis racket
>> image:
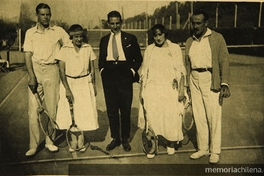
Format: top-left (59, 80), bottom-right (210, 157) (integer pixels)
top-left (34, 92), bottom-right (60, 141)
top-left (66, 102), bottom-right (89, 152)
top-left (90, 145), bottom-right (120, 161)
top-left (181, 100), bottom-right (194, 145)
top-left (141, 99), bottom-right (158, 155)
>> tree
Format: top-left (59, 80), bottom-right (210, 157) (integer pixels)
top-left (0, 19), bottom-right (17, 49)
top-left (123, 1), bottom-right (262, 29)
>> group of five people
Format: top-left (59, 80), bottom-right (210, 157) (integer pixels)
top-left (24, 3), bottom-right (230, 164)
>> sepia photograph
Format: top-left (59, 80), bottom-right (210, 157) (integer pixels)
top-left (0, 0), bottom-right (264, 175)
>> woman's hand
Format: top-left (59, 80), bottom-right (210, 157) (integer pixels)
top-left (66, 88), bottom-right (74, 104)
top-left (93, 85), bottom-right (97, 96)
top-left (172, 79), bottom-right (178, 90)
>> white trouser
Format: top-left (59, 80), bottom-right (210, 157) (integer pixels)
top-left (28, 63), bottom-right (60, 149)
top-left (190, 70), bottom-right (222, 154)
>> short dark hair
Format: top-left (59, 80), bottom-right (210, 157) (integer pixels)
top-left (107, 11), bottom-right (122, 23)
top-left (68, 24), bottom-right (83, 32)
top-left (192, 10), bottom-right (209, 22)
top-left (36, 3), bottom-right (51, 14)
top-left (151, 24), bottom-right (168, 38)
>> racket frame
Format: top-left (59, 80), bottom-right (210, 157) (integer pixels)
top-left (181, 100), bottom-right (194, 145)
top-left (66, 102), bottom-right (88, 151)
top-left (141, 99), bottom-right (158, 155)
top-left (182, 101), bottom-right (194, 131)
top-left (34, 92), bottom-right (60, 141)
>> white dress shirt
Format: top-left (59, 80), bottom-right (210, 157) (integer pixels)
top-left (106, 32), bottom-right (126, 61)
top-left (189, 28), bottom-right (212, 69)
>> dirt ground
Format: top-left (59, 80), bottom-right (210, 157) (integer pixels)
top-left (0, 53), bottom-right (264, 175)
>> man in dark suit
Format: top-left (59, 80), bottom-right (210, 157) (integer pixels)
top-left (99, 10), bottom-right (142, 152)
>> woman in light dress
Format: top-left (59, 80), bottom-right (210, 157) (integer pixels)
top-left (139, 24), bottom-right (186, 158)
top-left (55, 24), bottom-right (98, 151)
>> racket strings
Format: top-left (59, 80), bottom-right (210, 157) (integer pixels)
top-left (142, 128), bottom-right (158, 155)
top-left (66, 102), bottom-right (89, 151)
top-left (141, 100), bottom-right (158, 155)
top-left (183, 102), bottom-right (194, 131)
top-left (181, 101), bottom-right (194, 145)
top-left (66, 127), bottom-right (85, 151)
top-left (34, 92), bottom-right (67, 148)
top-left (38, 111), bottom-right (55, 137)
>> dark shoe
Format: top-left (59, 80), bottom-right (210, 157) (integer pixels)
top-left (122, 139), bottom-right (131, 152)
top-left (106, 139), bottom-right (121, 151)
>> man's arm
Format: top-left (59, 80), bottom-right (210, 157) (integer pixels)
top-left (59, 27), bottom-right (70, 46)
top-left (131, 35), bottom-right (143, 72)
top-left (98, 37), bottom-right (107, 72)
top-left (219, 35), bottom-right (231, 98)
top-left (218, 35), bottom-right (230, 85)
top-left (24, 51), bottom-right (37, 93)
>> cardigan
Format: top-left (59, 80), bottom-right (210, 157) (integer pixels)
top-left (185, 30), bottom-right (230, 91)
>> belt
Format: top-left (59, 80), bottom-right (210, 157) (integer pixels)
top-left (33, 61), bottom-right (58, 65)
top-left (106, 61), bottom-right (127, 65)
top-left (66, 73), bottom-right (89, 79)
top-left (192, 68), bottom-right (212, 73)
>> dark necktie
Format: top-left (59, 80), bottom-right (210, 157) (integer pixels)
top-left (112, 34), bottom-right (119, 60)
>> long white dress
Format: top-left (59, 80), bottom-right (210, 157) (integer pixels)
top-left (55, 42), bottom-right (98, 131)
top-left (139, 40), bottom-right (185, 142)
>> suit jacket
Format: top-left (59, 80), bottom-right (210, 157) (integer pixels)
top-left (99, 31), bottom-right (143, 82)
top-left (185, 30), bottom-right (230, 91)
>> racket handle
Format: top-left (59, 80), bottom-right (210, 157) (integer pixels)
top-left (69, 102), bottom-right (73, 111)
top-left (34, 93), bottom-right (43, 108)
top-left (219, 94), bottom-right (223, 106)
top-left (68, 102), bottom-right (76, 125)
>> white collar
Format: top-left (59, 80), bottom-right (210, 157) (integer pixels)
top-left (192, 28), bottom-right (212, 40)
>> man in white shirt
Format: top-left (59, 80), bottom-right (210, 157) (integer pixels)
top-left (23, 3), bottom-right (69, 156)
top-left (185, 10), bottom-right (231, 164)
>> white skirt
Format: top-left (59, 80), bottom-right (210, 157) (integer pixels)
top-left (56, 75), bottom-right (98, 131)
top-left (139, 82), bottom-right (183, 142)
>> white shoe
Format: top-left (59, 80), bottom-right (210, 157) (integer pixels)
top-left (80, 146), bottom-right (88, 152)
top-left (45, 144), bottom-right (59, 152)
top-left (147, 153), bottom-right (155, 159)
top-left (190, 150), bottom-right (209, 159)
top-left (69, 147), bottom-right (75, 152)
top-left (209, 153), bottom-right (220, 164)
top-left (167, 147), bottom-right (175, 155)
top-left (25, 149), bottom-right (37, 156)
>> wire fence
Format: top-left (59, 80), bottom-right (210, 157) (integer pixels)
top-left (119, 2), bottom-right (263, 30)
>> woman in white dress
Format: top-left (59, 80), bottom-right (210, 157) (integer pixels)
top-left (55, 24), bottom-right (98, 151)
top-left (139, 24), bottom-right (186, 158)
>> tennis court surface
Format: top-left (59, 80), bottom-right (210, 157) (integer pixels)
top-left (0, 53), bottom-right (263, 175)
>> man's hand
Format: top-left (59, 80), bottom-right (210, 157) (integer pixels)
top-left (220, 85), bottom-right (231, 98)
top-left (37, 107), bottom-right (44, 114)
top-left (28, 76), bottom-right (38, 93)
